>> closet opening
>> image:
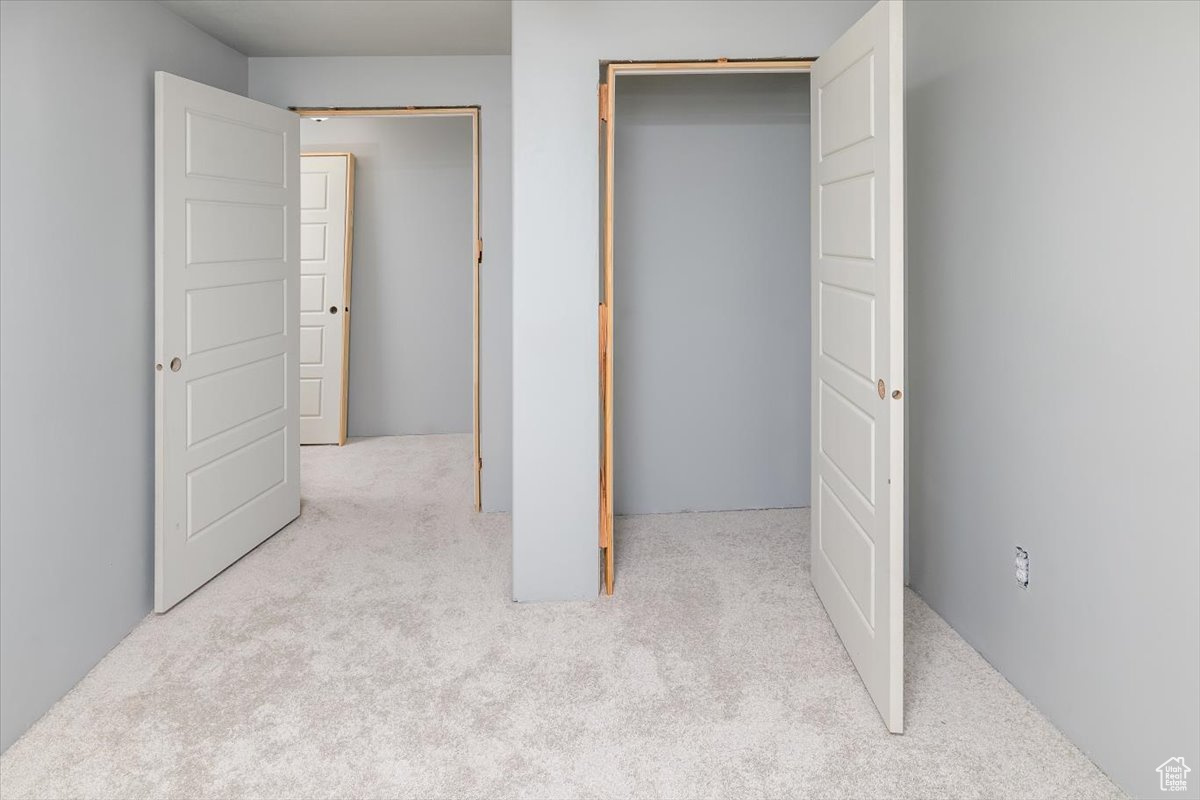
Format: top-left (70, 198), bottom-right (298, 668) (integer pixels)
top-left (599, 61), bottom-right (814, 594)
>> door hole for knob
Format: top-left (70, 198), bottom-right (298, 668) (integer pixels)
top-left (170, 357), bottom-right (182, 372)
top-left (330, 306), bottom-right (338, 314)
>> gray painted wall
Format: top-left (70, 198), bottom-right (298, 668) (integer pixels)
top-left (0, 0), bottom-right (247, 751)
top-left (300, 117), bottom-right (474, 436)
top-left (613, 74), bottom-right (810, 515)
top-left (510, 0), bottom-right (872, 600)
top-left (905, 2), bottom-right (1200, 797)
top-left (249, 56), bottom-right (513, 512)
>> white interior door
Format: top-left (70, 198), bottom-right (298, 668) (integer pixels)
top-left (810, 0), bottom-right (906, 732)
top-left (155, 72), bottom-right (300, 612)
top-left (300, 153), bottom-right (354, 445)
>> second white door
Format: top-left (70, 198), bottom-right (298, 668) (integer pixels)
top-left (300, 153), bottom-right (354, 445)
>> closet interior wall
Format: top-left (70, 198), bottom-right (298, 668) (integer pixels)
top-left (611, 72), bottom-right (812, 515)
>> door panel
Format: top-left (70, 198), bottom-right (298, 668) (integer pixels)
top-left (298, 154), bottom-right (354, 445)
top-left (155, 72), bottom-right (300, 612)
top-left (811, 0), bottom-right (905, 732)
top-left (185, 201), bottom-right (286, 263)
top-left (186, 280), bottom-right (285, 353)
top-left (186, 355), bottom-right (286, 446)
top-left (185, 111), bottom-right (287, 184)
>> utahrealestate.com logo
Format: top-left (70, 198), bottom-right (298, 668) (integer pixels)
top-left (1157, 757), bottom-right (1190, 793)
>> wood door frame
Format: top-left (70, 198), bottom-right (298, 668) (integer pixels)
top-left (294, 106), bottom-right (484, 511)
top-left (599, 60), bottom-right (815, 594)
top-left (300, 151), bottom-right (356, 446)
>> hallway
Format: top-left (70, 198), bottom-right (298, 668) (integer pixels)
top-left (0, 436), bottom-right (1120, 798)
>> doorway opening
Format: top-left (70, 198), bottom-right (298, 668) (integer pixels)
top-left (293, 107), bottom-right (484, 510)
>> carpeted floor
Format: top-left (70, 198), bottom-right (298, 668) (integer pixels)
top-left (0, 435), bottom-right (1122, 799)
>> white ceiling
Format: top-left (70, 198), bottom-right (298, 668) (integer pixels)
top-left (160, 1), bottom-right (511, 57)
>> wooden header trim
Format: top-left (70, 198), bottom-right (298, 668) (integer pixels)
top-left (606, 59), bottom-right (815, 77)
top-left (292, 106), bottom-right (479, 118)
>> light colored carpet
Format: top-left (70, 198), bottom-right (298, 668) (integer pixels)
top-left (0, 435), bottom-right (1122, 799)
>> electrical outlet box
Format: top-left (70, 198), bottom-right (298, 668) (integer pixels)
top-left (1014, 547), bottom-right (1029, 588)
